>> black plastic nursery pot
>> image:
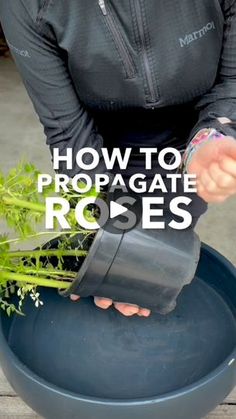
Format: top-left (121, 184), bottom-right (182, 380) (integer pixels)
top-left (0, 244), bottom-right (236, 419)
top-left (61, 218), bottom-right (201, 315)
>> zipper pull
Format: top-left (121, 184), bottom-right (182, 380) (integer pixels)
top-left (99, 0), bottom-right (107, 15)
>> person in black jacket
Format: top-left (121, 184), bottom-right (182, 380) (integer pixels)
top-left (1, 0), bottom-right (236, 316)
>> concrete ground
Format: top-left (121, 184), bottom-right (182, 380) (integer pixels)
top-left (0, 57), bottom-right (235, 265)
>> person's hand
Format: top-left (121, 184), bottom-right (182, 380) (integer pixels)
top-left (187, 136), bottom-right (236, 203)
top-left (70, 295), bottom-right (151, 317)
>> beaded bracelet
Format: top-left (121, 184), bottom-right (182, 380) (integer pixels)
top-left (181, 128), bottom-right (225, 173)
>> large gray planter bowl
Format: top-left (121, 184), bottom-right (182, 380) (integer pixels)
top-left (0, 244), bottom-right (235, 419)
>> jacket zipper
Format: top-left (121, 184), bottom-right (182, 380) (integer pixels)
top-left (98, 0), bottom-right (136, 79)
top-left (133, 0), bottom-right (158, 104)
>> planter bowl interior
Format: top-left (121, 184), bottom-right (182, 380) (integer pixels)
top-left (0, 244), bottom-right (236, 419)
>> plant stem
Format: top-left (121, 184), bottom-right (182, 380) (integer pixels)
top-left (2, 196), bottom-right (46, 213)
top-left (0, 266), bottom-right (77, 278)
top-left (0, 231), bottom-right (95, 246)
top-left (0, 271), bottom-right (70, 289)
top-left (4, 250), bottom-right (88, 258)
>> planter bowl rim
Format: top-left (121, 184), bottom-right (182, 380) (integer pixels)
top-left (1, 327), bottom-right (235, 406)
top-left (1, 243), bottom-right (236, 406)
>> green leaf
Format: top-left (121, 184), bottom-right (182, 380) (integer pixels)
top-left (6, 306), bottom-right (11, 316)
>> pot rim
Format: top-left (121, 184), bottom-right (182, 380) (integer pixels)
top-left (60, 226), bottom-right (123, 297)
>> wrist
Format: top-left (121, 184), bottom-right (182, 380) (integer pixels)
top-left (182, 128), bottom-right (226, 173)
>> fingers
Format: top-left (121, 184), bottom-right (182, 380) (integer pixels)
top-left (198, 170), bottom-right (217, 193)
top-left (114, 302), bottom-right (151, 317)
top-left (208, 162), bottom-right (236, 189)
top-left (70, 295), bottom-right (113, 310)
top-left (94, 297), bottom-right (113, 309)
top-left (70, 294), bottom-right (80, 301)
top-left (138, 307), bottom-right (151, 317)
top-left (70, 294), bottom-right (151, 317)
top-left (94, 297), bottom-right (151, 317)
top-left (196, 160), bottom-right (236, 203)
top-left (113, 302), bottom-right (140, 316)
top-left (219, 156), bottom-right (236, 178)
top-left (197, 181), bottom-right (234, 203)
top-left (95, 298), bottom-right (151, 317)
top-left (197, 184), bottom-right (228, 203)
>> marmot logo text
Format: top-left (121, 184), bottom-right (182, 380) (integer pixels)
top-left (179, 21), bottom-right (215, 47)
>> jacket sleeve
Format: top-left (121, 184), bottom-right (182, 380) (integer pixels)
top-left (188, 0), bottom-right (236, 141)
top-left (0, 0), bottom-right (106, 178)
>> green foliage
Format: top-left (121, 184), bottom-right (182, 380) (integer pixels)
top-left (0, 162), bottom-right (50, 236)
top-left (0, 162), bottom-right (96, 315)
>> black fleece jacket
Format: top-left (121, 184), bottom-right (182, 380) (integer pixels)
top-left (0, 0), bottom-right (236, 177)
